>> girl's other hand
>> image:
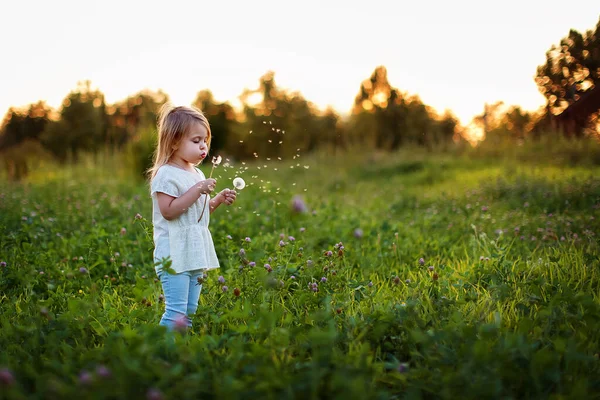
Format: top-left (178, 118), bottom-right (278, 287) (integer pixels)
top-left (197, 179), bottom-right (216, 194)
top-left (217, 188), bottom-right (237, 205)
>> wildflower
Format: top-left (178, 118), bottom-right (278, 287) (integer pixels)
top-left (146, 388), bottom-right (164, 400)
top-left (418, 258), bottom-right (425, 265)
top-left (120, 227), bottom-right (127, 236)
top-left (405, 279), bottom-right (411, 284)
top-left (95, 365), bottom-right (111, 379)
top-left (306, 260), bottom-right (314, 267)
top-left (78, 370), bottom-right (93, 385)
top-left (428, 266), bottom-right (434, 271)
top-left (135, 213), bottom-right (143, 220)
top-left (393, 276), bottom-right (400, 285)
top-left (233, 177), bottom-right (246, 190)
top-left (173, 315), bottom-right (188, 332)
top-left (0, 368), bottom-right (15, 386)
top-left (239, 248), bottom-right (246, 257)
top-left (325, 251), bottom-right (333, 257)
top-left (300, 227), bottom-right (306, 233)
top-left (368, 281), bottom-right (373, 287)
top-left (291, 195), bottom-right (308, 213)
top-left (79, 267), bottom-right (88, 274)
top-left (321, 277), bottom-right (327, 283)
top-left (226, 235), bottom-right (232, 240)
top-left (233, 288), bottom-right (241, 297)
top-left (221, 285), bottom-right (228, 293)
top-left (397, 363), bottom-right (409, 373)
top-left (354, 228), bottom-right (363, 239)
top-left (245, 237), bottom-right (251, 242)
top-left (248, 261), bottom-right (256, 267)
top-left (279, 240), bottom-right (286, 247)
top-left (290, 275), bottom-right (296, 280)
top-left (288, 236), bottom-right (295, 242)
top-left (218, 276), bottom-right (225, 284)
top-left (481, 206), bottom-right (488, 212)
top-left (432, 272), bottom-right (439, 281)
top-left (0, 261), bottom-right (6, 268)
top-left (514, 227), bottom-right (520, 233)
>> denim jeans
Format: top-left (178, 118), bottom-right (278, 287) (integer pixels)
top-left (157, 269), bottom-right (204, 330)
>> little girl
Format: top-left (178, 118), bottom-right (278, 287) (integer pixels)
top-left (148, 104), bottom-right (236, 331)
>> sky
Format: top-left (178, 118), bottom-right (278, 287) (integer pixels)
top-left (0, 0), bottom-right (599, 126)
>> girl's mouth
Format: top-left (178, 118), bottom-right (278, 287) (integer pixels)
top-left (200, 152), bottom-right (207, 159)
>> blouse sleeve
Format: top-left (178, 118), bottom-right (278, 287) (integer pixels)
top-left (151, 168), bottom-right (180, 197)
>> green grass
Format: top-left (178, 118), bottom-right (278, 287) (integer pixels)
top-left (0, 148), bottom-right (599, 399)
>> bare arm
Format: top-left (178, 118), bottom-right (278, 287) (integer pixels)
top-left (157, 179), bottom-right (216, 221)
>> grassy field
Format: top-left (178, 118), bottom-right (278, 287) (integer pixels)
top-left (1, 146), bottom-right (599, 399)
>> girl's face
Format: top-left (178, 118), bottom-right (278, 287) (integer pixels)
top-left (172, 122), bottom-right (209, 166)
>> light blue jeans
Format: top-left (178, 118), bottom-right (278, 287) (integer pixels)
top-left (157, 269), bottom-right (204, 330)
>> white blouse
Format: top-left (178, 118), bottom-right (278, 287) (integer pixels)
top-left (150, 164), bottom-right (220, 273)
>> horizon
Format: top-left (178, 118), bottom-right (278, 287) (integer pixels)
top-left (0, 1), bottom-right (599, 127)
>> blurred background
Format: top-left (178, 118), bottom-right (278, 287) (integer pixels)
top-left (1, 1), bottom-right (599, 181)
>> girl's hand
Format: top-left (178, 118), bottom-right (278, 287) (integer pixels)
top-left (197, 179), bottom-right (216, 195)
top-left (217, 188), bottom-right (237, 205)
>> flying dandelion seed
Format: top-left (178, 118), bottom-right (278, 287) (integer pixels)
top-left (277, 157), bottom-right (281, 160)
top-left (304, 166), bottom-right (310, 169)
top-left (279, 141), bottom-right (283, 144)
top-left (239, 140), bottom-right (244, 143)
top-left (268, 140), bottom-right (272, 143)
top-left (263, 121), bottom-right (266, 124)
top-left (249, 130), bottom-right (253, 134)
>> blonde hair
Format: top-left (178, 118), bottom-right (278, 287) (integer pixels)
top-left (148, 103), bottom-right (212, 179)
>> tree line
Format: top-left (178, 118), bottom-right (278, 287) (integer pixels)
top-left (1, 16), bottom-right (599, 180)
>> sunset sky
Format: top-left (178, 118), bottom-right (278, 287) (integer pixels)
top-left (0, 0), bottom-right (598, 126)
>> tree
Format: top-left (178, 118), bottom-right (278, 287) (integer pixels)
top-left (42, 81), bottom-right (108, 161)
top-left (535, 17), bottom-right (600, 136)
top-left (349, 66), bottom-right (453, 150)
top-left (0, 102), bottom-right (53, 180)
top-left (192, 90), bottom-right (236, 157)
top-left (107, 89), bottom-right (169, 149)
